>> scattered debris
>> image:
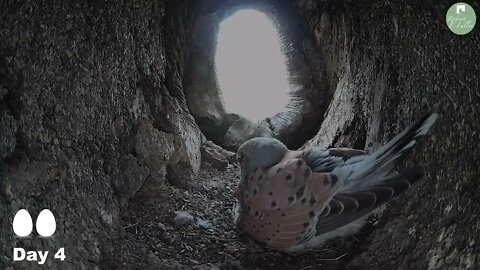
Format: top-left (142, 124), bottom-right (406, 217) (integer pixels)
top-left (196, 218), bottom-right (212, 230)
top-left (157, 222), bottom-right (167, 231)
top-left (109, 163), bottom-right (367, 269)
top-left (201, 141), bottom-right (235, 170)
top-left (174, 211), bottom-right (194, 227)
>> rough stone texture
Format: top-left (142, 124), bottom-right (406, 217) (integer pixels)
top-left (201, 140), bottom-right (235, 170)
top-left (134, 120), bottom-right (175, 183)
top-left (222, 116), bottom-right (262, 150)
top-left (184, 0), bottom-right (331, 150)
top-left (296, 0), bottom-right (480, 268)
top-left (219, 116), bottom-right (277, 150)
top-left (0, 0), bottom-right (201, 268)
top-left (183, 11), bottom-right (229, 137)
top-left (112, 154), bottom-right (150, 200)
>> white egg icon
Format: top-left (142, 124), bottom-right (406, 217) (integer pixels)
top-left (12, 209), bottom-right (33, 237)
top-left (36, 209), bottom-right (57, 237)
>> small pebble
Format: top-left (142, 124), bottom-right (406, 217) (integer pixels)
top-left (188, 259), bottom-right (199, 265)
top-left (161, 231), bottom-right (175, 244)
top-left (157, 222), bottom-right (167, 231)
top-left (196, 218), bottom-right (212, 229)
top-left (174, 211), bottom-right (194, 227)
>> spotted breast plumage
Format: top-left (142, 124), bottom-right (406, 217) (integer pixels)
top-left (234, 105), bottom-right (439, 252)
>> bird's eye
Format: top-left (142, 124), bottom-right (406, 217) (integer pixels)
top-left (237, 154), bottom-right (244, 162)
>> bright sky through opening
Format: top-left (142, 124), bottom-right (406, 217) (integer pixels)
top-left (215, 9), bottom-right (291, 122)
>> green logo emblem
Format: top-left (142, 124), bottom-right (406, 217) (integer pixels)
top-left (446, 3), bottom-right (476, 35)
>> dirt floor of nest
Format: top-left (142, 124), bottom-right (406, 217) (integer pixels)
top-left (103, 162), bottom-right (376, 270)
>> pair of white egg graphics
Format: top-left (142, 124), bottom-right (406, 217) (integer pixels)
top-left (13, 209), bottom-right (57, 237)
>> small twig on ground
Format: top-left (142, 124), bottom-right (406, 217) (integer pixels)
top-left (300, 264), bottom-right (323, 270)
top-left (204, 233), bottom-right (239, 242)
top-left (442, 89), bottom-right (455, 107)
top-left (123, 221), bottom-right (139, 229)
top-left (300, 253), bottom-right (349, 270)
top-left (315, 252), bottom-right (349, 261)
top-left (127, 252), bottom-right (142, 260)
top-left (312, 248), bottom-right (335, 254)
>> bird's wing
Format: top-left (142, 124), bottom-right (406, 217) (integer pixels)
top-left (301, 147), bottom-right (367, 173)
top-left (237, 157), bottom-right (339, 250)
top-left (328, 148), bottom-right (367, 161)
top-left (315, 168), bottom-right (424, 235)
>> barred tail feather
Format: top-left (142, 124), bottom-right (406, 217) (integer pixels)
top-left (335, 104), bottom-right (439, 190)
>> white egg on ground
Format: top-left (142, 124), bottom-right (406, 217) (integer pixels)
top-left (13, 209), bottom-right (33, 237)
top-left (36, 209), bottom-right (57, 237)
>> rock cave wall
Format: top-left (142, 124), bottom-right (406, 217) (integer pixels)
top-left (184, 0), bottom-right (331, 150)
top-left (0, 0), bottom-right (202, 268)
top-left (295, 0), bottom-right (480, 268)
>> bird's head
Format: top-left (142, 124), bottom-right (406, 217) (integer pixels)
top-left (237, 137), bottom-right (288, 177)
